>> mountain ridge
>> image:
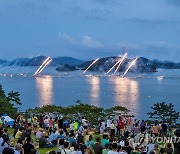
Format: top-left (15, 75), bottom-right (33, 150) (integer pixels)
top-left (0, 56), bottom-right (85, 66)
top-left (0, 56), bottom-right (180, 71)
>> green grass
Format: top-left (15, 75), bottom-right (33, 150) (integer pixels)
top-left (38, 146), bottom-right (58, 154)
top-left (7, 128), bottom-right (57, 154)
top-left (7, 128), bottom-right (103, 153)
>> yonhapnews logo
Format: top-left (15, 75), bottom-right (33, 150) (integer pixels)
top-left (138, 134), bottom-right (180, 144)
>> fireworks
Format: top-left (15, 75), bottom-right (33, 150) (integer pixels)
top-left (33, 57), bottom-right (52, 76)
top-left (32, 54), bottom-right (138, 77)
top-left (114, 53), bottom-right (128, 74)
top-left (122, 58), bottom-right (138, 77)
top-left (38, 59), bottom-right (52, 74)
top-left (83, 58), bottom-right (99, 74)
top-left (106, 53), bottom-right (128, 75)
top-left (106, 60), bottom-right (121, 75)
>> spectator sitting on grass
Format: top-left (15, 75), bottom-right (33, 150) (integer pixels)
top-left (39, 131), bottom-right (53, 148)
top-left (59, 141), bottom-right (71, 154)
top-left (49, 129), bottom-right (57, 145)
top-left (15, 127), bottom-right (23, 139)
top-left (22, 137), bottom-right (34, 154)
top-left (0, 134), bottom-right (8, 153)
top-left (57, 130), bottom-right (65, 139)
top-left (68, 133), bottom-right (76, 146)
top-left (36, 128), bottom-right (43, 139)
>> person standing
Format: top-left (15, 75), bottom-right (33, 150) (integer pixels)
top-left (58, 116), bottom-right (64, 130)
top-left (106, 116), bottom-right (112, 133)
top-left (152, 123), bottom-right (159, 137)
top-left (161, 121), bottom-right (168, 137)
top-left (49, 117), bottom-right (54, 128)
top-left (44, 117), bottom-right (49, 130)
top-left (110, 120), bottom-right (115, 138)
top-left (133, 123), bottom-right (140, 136)
top-left (82, 117), bottom-right (88, 129)
top-left (117, 117), bottom-right (124, 136)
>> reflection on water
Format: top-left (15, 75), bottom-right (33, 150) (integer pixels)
top-left (35, 75), bottom-right (53, 107)
top-left (87, 76), bottom-right (100, 106)
top-left (109, 77), bottom-right (139, 115)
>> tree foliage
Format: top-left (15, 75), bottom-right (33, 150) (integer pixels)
top-left (0, 84), bottom-right (21, 117)
top-left (26, 100), bottom-right (131, 126)
top-left (0, 84), bottom-right (6, 99)
top-left (7, 91), bottom-right (21, 105)
top-left (147, 102), bottom-right (179, 124)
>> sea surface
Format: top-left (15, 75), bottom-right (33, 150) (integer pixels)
top-left (0, 66), bottom-right (180, 120)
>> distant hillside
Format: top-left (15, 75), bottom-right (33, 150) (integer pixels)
top-left (151, 60), bottom-right (180, 69)
top-left (0, 59), bottom-right (8, 65)
top-left (78, 56), bottom-right (157, 73)
top-left (51, 57), bottom-right (84, 66)
top-left (56, 64), bottom-right (78, 72)
top-left (1, 56), bottom-right (180, 72)
top-left (2, 56), bottom-right (85, 66)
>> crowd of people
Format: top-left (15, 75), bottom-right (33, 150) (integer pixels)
top-left (0, 113), bottom-right (179, 154)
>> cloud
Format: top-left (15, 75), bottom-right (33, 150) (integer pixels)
top-left (124, 17), bottom-right (180, 26)
top-left (82, 36), bottom-right (104, 48)
top-left (146, 41), bottom-right (170, 49)
top-left (115, 41), bottom-right (140, 50)
top-left (59, 32), bottom-right (76, 45)
top-left (59, 33), bottom-right (104, 49)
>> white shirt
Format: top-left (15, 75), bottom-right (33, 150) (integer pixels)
top-left (147, 143), bottom-right (155, 153)
top-left (55, 131), bottom-right (60, 136)
top-left (119, 151), bottom-right (127, 154)
top-left (70, 123), bottom-right (74, 130)
top-left (14, 149), bottom-right (21, 154)
top-left (101, 122), bottom-right (106, 128)
top-left (82, 119), bottom-right (87, 126)
top-left (107, 119), bottom-right (112, 128)
top-left (0, 137), bottom-right (8, 153)
top-left (71, 150), bottom-right (82, 154)
top-left (108, 150), bottom-right (119, 154)
top-left (36, 131), bottom-right (42, 139)
top-left (44, 118), bottom-right (49, 127)
top-left (111, 123), bottom-right (115, 129)
top-left (60, 148), bottom-right (71, 154)
top-left (120, 140), bottom-right (125, 147)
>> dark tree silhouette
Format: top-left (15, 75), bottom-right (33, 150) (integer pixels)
top-left (0, 84), bottom-right (21, 117)
top-left (147, 102), bottom-right (179, 124)
top-left (7, 91), bottom-right (21, 105)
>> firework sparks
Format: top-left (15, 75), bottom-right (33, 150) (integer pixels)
top-left (82, 58), bottom-right (99, 74)
top-left (122, 58), bottom-right (138, 77)
top-left (38, 59), bottom-right (52, 74)
top-left (114, 53), bottom-right (128, 74)
top-left (33, 57), bottom-right (51, 76)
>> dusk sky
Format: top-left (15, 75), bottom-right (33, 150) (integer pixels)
top-left (0, 0), bottom-right (180, 61)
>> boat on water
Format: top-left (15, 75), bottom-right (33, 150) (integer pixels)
top-left (84, 74), bottom-right (93, 77)
top-left (157, 75), bottom-right (164, 80)
top-left (136, 74), bottom-right (145, 78)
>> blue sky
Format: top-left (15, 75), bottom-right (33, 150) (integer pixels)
top-left (0, 0), bottom-right (180, 61)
